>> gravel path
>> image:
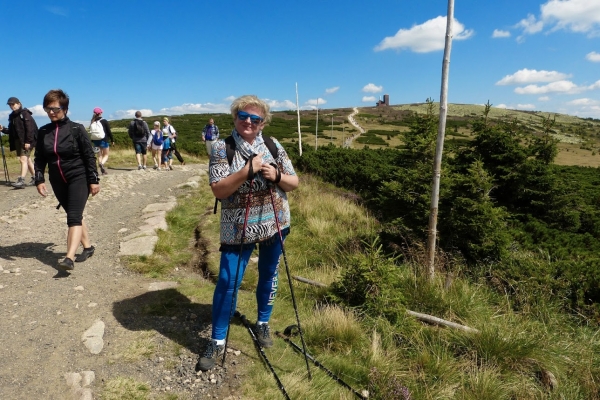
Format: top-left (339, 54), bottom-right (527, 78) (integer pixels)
top-left (0, 164), bottom-right (244, 400)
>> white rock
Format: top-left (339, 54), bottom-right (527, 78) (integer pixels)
top-left (81, 320), bottom-right (105, 354)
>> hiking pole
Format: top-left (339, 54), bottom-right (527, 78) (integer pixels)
top-left (236, 311), bottom-right (291, 400)
top-left (0, 133), bottom-right (11, 185)
top-left (222, 155), bottom-right (256, 367)
top-left (276, 327), bottom-right (367, 400)
top-left (268, 183), bottom-right (312, 380)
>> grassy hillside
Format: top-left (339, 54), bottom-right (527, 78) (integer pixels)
top-left (104, 102), bottom-right (600, 166)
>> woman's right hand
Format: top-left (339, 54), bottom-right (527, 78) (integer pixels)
top-left (250, 152), bottom-right (264, 177)
top-left (36, 183), bottom-right (48, 197)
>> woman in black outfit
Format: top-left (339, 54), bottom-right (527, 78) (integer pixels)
top-left (34, 89), bottom-right (100, 272)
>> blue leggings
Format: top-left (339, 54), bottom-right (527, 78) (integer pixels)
top-left (211, 236), bottom-right (284, 340)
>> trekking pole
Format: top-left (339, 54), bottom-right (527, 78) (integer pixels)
top-left (268, 183), bottom-right (312, 379)
top-left (0, 134), bottom-right (11, 185)
top-left (236, 311), bottom-right (291, 400)
top-left (222, 155), bottom-right (256, 367)
top-left (276, 327), bottom-right (367, 400)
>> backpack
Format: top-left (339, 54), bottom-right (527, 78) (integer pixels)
top-left (89, 120), bottom-right (105, 140)
top-left (152, 131), bottom-right (164, 146)
top-left (213, 135), bottom-right (279, 213)
top-left (134, 119), bottom-right (146, 138)
top-left (20, 109), bottom-right (38, 146)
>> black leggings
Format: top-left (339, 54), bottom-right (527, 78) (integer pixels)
top-left (50, 175), bottom-right (89, 227)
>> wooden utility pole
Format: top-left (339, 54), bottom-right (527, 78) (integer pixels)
top-left (426, 0), bottom-right (454, 280)
top-left (296, 83), bottom-right (302, 156)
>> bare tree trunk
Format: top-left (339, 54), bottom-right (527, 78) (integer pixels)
top-left (426, 0), bottom-right (455, 280)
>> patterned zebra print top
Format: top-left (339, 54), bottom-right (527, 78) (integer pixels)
top-left (209, 135), bottom-right (296, 247)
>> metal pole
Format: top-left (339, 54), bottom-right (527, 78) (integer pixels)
top-left (426, 0), bottom-right (454, 280)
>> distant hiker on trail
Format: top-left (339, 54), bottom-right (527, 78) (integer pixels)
top-left (128, 111), bottom-right (150, 170)
top-left (163, 117), bottom-right (185, 166)
top-left (202, 118), bottom-right (219, 156)
top-left (34, 89), bottom-right (100, 273)
top-left (88, 107), bottom-right (113, 175)
top-left (148, 121), bottom-right (164, 170)
top-left (161, 128), bottom-right (172, 171)
top-left (0, 97), bottom-right (37, 188)
top-left (197, 95), bottom-right (299, 372)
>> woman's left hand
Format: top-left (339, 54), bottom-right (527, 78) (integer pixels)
top-left (260, 163), bottom-right (277, 182)
top-left (89, 184), bottom-right (100, 196)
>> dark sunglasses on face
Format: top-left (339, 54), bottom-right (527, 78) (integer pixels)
top-left (237, 111), bottom-right (264, 125)
top-left (43, 107), bottom-right (62, 113)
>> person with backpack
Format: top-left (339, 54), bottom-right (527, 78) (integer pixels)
top-left (33, 89), bottom-right (100, 272)
top-left (161, 129), bottom-right (172, 171)
top-left (148, 121), bottom-right (164, 169)
top-left (202, 118), bottom-right (220, 156)
top-left (88, 107), bottom-right (114, 175)
top-left (128, 111), bottom-right (150, 170)
top-left (197, 95), bottom-right (299, 371)
top-left (162, 117), bottom-right (185, 166)
top-left (0, 97), bottom-right (38, 188)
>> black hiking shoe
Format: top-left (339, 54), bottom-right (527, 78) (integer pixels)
top-left (196, 341), bottom-right (225, 372)
top-left (57, 257), bottom-right (74, 271)
top-left (99, 163), bottom-right (107, 175)
top-left (252, 322), bottom-right (273, 348)
top-left (75, 246), bottom-right (95, 262)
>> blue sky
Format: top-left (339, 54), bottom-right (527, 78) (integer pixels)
top-left (1, 0), bottom-right (599, 126)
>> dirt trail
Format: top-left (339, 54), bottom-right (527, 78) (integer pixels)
top-left (0, 164), bottom-right (242, 399)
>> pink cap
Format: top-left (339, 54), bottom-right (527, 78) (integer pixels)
top-left (93, 107), bottom-right (103, 114)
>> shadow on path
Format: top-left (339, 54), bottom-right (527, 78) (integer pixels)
top-left (113, 288), bottom-right (222, 354)
top-left (0, 241), bottom-right (69, 277)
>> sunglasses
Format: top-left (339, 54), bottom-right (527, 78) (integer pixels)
top-left (44, 107), bottom-right (63, 114)
top-left (237, 111), bottom-right (264, 125)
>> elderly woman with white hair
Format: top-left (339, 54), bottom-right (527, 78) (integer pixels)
top-left (197, 95), bottom-right (299, 371)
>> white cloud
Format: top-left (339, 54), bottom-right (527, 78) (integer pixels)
top-left (496, 104), bottom-right (508, 109)
top-left (265, 99), bottom-right (296, 110)
top-left (541, 0), bottom-right (600, 35)
top-left (492, 29), bottom-right (511, 38)
top-left (515, 14), bottom-right (545, 35)
top-left (45, 6), bottom-right (68, 17)
top-left (590, 80), bottom-right (600, 90)
top-left (158, 103), bottom-right (229, 115)
top-left (568, 98), bottom-right (600, 106)
top-left (223, 95), bottom-right (236, 102)
top-left (515, 1), bottom-right (600, 38)
top-left (113, 109), bottom-right (154, 120)
top-left (29, 105), bottom-right (47, 117)
top-left (516, 104), bottom-right (537, 110)
top-left (362, 83), bottom-right (383, 93)
top-left (325, 86), bottom-right (340, 94)
top-left (515, 79), bottom-right (600, 95)
top-left (586, 51), bottom-right (600, 62)
top-left (538, 96), bottom-right (551, 101)
top-left (374, 16), bottom-right (474, 53)
top-left (306, 98), bottom-right (326, 106)
top-left (496, 68), bottom-right (571, 85)
top-left (362, 96), bottom-right (376, 102)
top-left (514, 80), bottom-right (583, 94)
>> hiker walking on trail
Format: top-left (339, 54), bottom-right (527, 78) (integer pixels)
top-left (161, 129), bottom-right (172, 171)
top-left (197, 95), bottom-right (299, 371)
top-left (0, 97), bottom-right (38, 188)
top-left (148, 121), bottom-right (164, 169)
top-left (128, 111), bottom-right (150, 170)
top-left (163, 117), bottom-right (185, 166)
top-left (88, 107), bottom-right (113, 175)
top-left (34, 89), bottom-right (100, 272)
top-left (202, 118), bottom-right (219, 156)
